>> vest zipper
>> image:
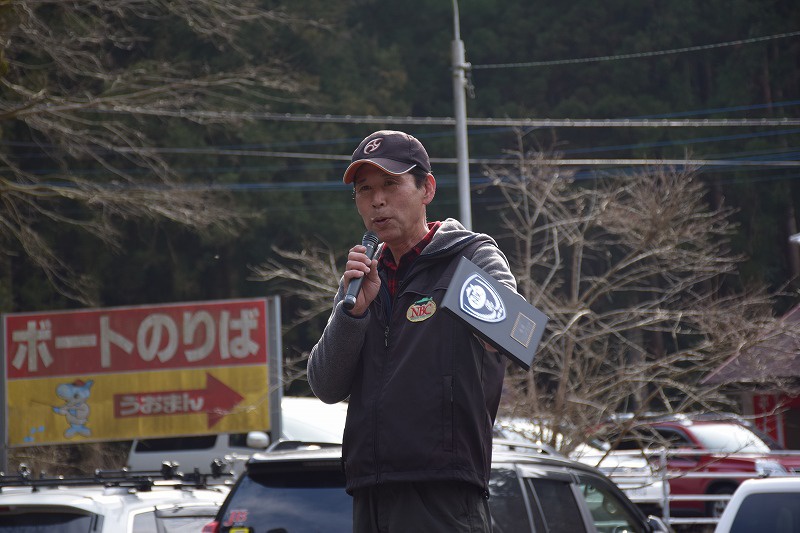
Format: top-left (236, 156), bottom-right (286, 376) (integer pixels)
top-left (373, 284), bottom-right (392, 485)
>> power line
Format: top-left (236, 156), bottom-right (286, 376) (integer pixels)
top-left (471, 30), bottom-right (800, 70)
top-left (66, 105), bottom-right (800, 127)
top-left (6, 128), bottom-right (799, 165)
top-left (55, 145), bottom-right (800, 168)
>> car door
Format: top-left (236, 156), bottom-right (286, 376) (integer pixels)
top-left (489, 461), bottom-right (652, 533)
top-left (489, 464), bottom-right (591, 532)
top-left (575, 473), bottom-right (649, 533)
top-left (654, 426), bottom-right (708, 514)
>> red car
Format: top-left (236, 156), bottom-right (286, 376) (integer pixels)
top-left (603, 417), bottom-right (800, 518)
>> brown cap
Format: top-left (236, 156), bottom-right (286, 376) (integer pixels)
top-left (343, 130), bottom-right (431, 184)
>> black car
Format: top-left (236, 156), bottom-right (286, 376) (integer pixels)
top-left (202, 442), bottom-right (669, 533)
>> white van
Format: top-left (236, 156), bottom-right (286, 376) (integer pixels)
top-left (126, 396), bottom-right (347, 475)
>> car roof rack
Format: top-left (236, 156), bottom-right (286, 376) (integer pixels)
top-left (0, 459), bottom-right (233, 492)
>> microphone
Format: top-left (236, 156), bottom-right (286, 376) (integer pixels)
top-left (343, 230), bottom-right (380, 311)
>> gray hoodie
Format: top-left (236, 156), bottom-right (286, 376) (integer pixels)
top-left (308, 218), bottom-right (517, 492)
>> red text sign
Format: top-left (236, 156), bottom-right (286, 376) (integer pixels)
top-left (5, 299), bottom-right (268, 379)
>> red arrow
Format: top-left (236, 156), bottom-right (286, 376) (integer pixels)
top-left (114, 372), bottom-right (244, 428)
top-left (204, 373), bottom-right (244, 428)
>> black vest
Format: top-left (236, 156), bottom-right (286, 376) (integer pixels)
top-left (342, 238), bottom-right (505, 492)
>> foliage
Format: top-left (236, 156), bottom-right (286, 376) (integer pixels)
top-left (1, 1), bottom-right (798, 472)
top-left (485, 135), bottom-right (779, 451)
top-left (253, 136), bottom-right (783, 450)
top-left (3, 0), bottom-right (798, 312)
top-left (0, 0), bottom-right (314, 306)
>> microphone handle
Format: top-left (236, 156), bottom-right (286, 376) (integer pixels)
top-left (342, 277), bottom-right (364, 311)
top-left (343, 235), bottom-right (379, 311)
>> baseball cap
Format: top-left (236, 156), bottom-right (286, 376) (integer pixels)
top-left (343, 130), bottom-right (431, 184)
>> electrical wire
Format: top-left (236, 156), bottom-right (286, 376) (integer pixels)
top-left (72, 105), bottom-right (800, 128)
top-left (471, 30), bottom-right (800, 70)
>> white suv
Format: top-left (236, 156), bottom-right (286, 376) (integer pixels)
top-left (0, 464), bottom-right (230, 533)
top-left (714, 477), bottom-right (800, 533)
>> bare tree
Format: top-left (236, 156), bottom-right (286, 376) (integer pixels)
top-left (0, 0), bottom-right (315, 304)
top-left (486, 135), bottom-right (779, 452)
top-left (251, 133), bottom-right (783, 453)
top-left (250, 239), bottom-right (344, 386)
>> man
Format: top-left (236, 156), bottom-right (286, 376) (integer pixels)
top-left (308, 130), bottom-right (517, 532)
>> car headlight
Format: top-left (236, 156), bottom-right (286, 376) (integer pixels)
top-left (755, 459), bottom-right (787, 477)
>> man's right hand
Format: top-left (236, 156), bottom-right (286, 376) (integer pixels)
top-left (343, 244), bottom-right (381, 316)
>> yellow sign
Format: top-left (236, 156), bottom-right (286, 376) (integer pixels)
top-left (8, 367), bottom-right (269, 446)
top-left (4, 298), bottom-right (275, 447)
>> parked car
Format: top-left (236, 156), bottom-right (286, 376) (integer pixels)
top-left (202, 443), bottom-right (670, 533)
top-left (495, 418), bottom-right (668, 516)
top-left (0, 463), bottom-right (230, 533)
top-left (714, 477), bottom-right (800, 533)
top-left (126, 396), bottom-right (348, 475)
top-left (600, 415), bottom-right (800, 518)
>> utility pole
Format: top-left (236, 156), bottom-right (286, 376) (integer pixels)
top-left (451, 0), bottom-right (472, 230)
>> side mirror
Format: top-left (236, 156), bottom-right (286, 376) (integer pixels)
top-left (246, 431), bottom-right (270, 449)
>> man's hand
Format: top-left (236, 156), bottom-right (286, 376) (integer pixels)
top-left (343, 244), bottom-right (381, 316)
top-left (474, 334), bottom-right (498, 352)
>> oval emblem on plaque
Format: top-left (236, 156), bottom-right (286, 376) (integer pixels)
top-left (459, 273), bottom-right (506, 323)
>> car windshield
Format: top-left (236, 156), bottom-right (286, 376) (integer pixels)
top-left (218, 469), bottom-right (351, 532)
top-left (690, 423), bottom-right (771, 453)
top-left (0, 510), bottom-right (95, 533)
top-left (729, 492), bottom-right (800, 533)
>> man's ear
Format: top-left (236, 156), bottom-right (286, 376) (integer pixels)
top-left (422, 173), bottom-right (436, 205)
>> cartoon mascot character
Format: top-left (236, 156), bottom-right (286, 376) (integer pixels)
top-left (53, 379), bottom-right (94, 438)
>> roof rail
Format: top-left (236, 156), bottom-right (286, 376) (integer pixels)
top-left (0, 459), bottom-right (233, 492)
top-left (492, 439), bottom-right (563, 456)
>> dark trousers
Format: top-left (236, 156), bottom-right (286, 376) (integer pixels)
top-left (352, 480), bottom-right (492, 533)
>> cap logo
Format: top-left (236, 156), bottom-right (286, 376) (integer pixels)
top-left (363, 138), bottom-right (383, 154)
top-left (459, 274), bottom-right (506, 323)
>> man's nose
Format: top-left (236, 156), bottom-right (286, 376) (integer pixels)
top-left (371, 189), bottom-right (387, 207)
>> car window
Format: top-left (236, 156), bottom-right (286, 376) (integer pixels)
top-left (156, 505), bottom-right (223, 533)
top-left (655, 428), bottom-right (694, 448)
top-left (228, 433), bottom-right (249, 447)
top-left (131, 510), bottom-right (158, 533)
top-left (134, 435), bottom-right (218, 452)
top-left (160, 516), bottom-right (221, 533)
top-left (729, 492), bottom-right (800, 533)
top-left (219, 469), bottom-right (351, 532)
top-left (577, 474), bottom-right (645, 533)
top-left (687, 424), bottom-right (771, 453)
top-left (489, 467), bottom-right (542, 533)
top-left (0, 510), bottom-right (96, 533)
top-left (527, 478), bottom-right (586, 533)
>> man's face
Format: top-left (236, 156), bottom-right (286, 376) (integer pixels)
top-left (353, 165), bottom-right (434, 249)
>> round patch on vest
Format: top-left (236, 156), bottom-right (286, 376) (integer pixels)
top-left (406, 297), bottom-right (437, 322)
